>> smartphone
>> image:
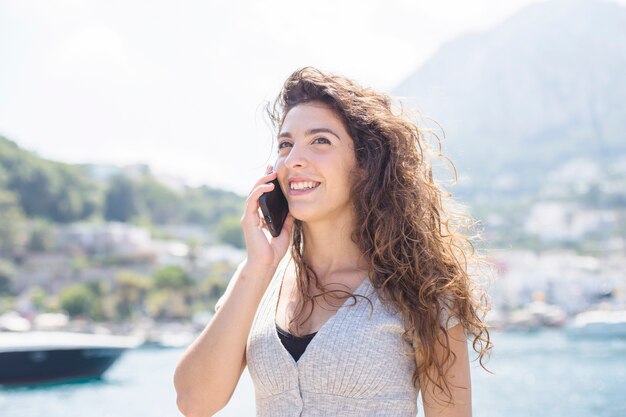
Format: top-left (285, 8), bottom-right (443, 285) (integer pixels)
top-left (258, 177), bottom-right (289, 237)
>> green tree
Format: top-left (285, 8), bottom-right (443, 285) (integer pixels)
top-left (0, 259), bottom-right (16, 295)
top-left (151, 266), bottom-right (195, 319)
top-left (114, 271), bottom-right (152, 321)
top-left (153, 265), bottom-right (194, 290)
top-left (136, 178), bottom-right (181, 224)
top-left (146, 289), bottom-right (171, 320)
top-left (104, 175), bottom-right (139, 222)
top-left (84, 280), bottom-right (110, 321)
top-left (30, 286), bottom-right (48, 311)
top-left (27, 219), bottom-right (56, 252)
top-left (0, 189), bottom-right (28, 257)
top-left (0, 137), bottom-right (99, 223)
top-left (59, 284), bottom-right (94, 318)
top-left (183, 185), bottom-right (244, 227)
top-left (216, 216), bottom-right (245, 248)
top-left (198, 275), bottom-right (227, 306)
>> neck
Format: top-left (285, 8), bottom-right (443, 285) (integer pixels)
top-left (299, 209), bottom-right (368, 283)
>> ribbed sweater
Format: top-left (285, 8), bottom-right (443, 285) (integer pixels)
top-left (245, 257), bottom-right (460, 417)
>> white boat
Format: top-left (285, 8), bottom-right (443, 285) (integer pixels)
top-left (0, 331), bottom-right (144, 386)
top-left (142, 330), bottom-right (198, 349)
top-left (565, 310), bottom-right (626, 338)
top-left (505, 301), bottom-right (567, 330)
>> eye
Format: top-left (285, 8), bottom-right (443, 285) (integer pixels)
top-left (278, 141), bottom-right (293, 149)
top-left (312, 137), bottom-right (331, 145)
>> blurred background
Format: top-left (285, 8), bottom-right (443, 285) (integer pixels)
top-left (1, 0), bottom-right (625, 416)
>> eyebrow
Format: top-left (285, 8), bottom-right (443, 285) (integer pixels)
top-left (278, 128), bottom-right (342, 141)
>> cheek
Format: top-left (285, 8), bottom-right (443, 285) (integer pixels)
top-left (330, 164), bottom-right (357, 195)
top-left (275, 159), bottom-right (288, 179)
top-left (339, 155), bottom-right (358, 185)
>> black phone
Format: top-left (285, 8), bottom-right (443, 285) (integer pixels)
top-left (258, 177), bottom-right (289, 237)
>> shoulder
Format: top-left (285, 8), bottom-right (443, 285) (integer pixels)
top-left (439, 292), bottom-right (461, 330)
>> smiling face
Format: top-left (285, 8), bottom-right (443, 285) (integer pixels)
top-left (275, 101), bottom-right (358, 225)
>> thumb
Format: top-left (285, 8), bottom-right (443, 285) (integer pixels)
top-left (281, 213), bottom-right (296, 237)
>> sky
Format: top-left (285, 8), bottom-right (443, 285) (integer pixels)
top-left (1, 0), bottom-right (619, 196)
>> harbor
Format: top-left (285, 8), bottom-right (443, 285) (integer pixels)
top-left (1, 329), bottom-right (625, 417)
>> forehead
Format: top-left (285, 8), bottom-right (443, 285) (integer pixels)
top-left (280, 102), bottom-right (348, 134)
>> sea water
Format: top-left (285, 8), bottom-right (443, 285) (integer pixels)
top-left (1, 329), bottom-right (625, 417)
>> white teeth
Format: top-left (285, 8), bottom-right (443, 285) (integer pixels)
top-left (290, 181), bottom-right (320, 190)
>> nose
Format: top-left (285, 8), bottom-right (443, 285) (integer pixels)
top-left (283, 141), bottom-right (307, 170)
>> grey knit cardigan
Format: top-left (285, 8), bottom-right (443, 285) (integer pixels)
top-left (245, 257), bottom-right (460, 417)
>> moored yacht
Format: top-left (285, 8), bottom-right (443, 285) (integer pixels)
top-left (0, 331), bottom-right (144, 386)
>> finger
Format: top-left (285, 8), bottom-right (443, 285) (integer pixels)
top-left (252, 169), bottom-right (277, 189)
top-left (243, 182), bottom-right (275, 219)
top-left (261, 225), bottom-right (273, 241)
top-left (280, 213), bottom-right (296, 237)
top-left (270, 213), bottom-right (294, 242)
top-left (258, 207), bottom-right (269, 229)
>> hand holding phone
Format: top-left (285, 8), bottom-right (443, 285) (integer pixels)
top-left (258, 175), bottom-right (289, 238)
top-left (240, 167), bottom-right (293, 272)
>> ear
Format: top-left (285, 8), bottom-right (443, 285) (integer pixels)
top-left (348, 164), bottom-right (365, 188)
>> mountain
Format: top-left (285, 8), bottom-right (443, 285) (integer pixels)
top-left (394, 0), bottom-right (626, 198)
top-left (0, 135), bottom-right (243, 227)
top-left (0, 136), bottom-right (101, 223)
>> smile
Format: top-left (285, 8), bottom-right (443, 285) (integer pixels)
top-left (288, 181), bottom-right (321, 196)
top-left (289, 181), bottom-right (321, 190)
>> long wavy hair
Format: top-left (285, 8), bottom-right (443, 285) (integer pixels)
top-left (266, 67), bottom-right (492, 406)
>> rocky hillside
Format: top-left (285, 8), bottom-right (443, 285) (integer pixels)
top-left (394, 0), bottom-right (626, 200)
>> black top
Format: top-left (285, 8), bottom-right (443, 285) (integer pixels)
top-left (276, 324), bottom-right (318, 362)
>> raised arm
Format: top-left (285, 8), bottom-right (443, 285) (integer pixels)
top-left (422, 323), bottom-right (472, 417)
top-left (173, 167), bottom-right (294, 417)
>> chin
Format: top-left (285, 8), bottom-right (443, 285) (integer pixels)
top-left (289, 210), bottom-right (315, 223)
top-left (288, 205), bottom-right (324, 224)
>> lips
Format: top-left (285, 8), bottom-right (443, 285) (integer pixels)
top-left (289, 181), bottom-right (321, 191)
top-left (287, 179), bottom-right (321, 196)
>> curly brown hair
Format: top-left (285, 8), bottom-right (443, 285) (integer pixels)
top-left (266, 66), bottom-right (492, 406)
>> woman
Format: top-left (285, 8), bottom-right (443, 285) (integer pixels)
top-left (174, 67), bottom-right (491, 417)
